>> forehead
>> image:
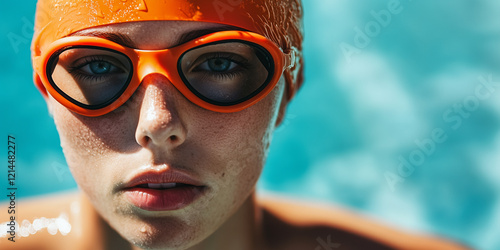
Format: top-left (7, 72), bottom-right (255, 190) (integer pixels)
top-left (69, 21), bottom-right (237, 50)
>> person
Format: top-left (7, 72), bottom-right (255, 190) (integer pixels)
top-left (1, 0), bottom-right (471, 249)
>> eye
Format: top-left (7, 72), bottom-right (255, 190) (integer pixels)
top-left (199, 58), bottom-right (237, 72)
top-left (79, 60), bottom-right (120, 75)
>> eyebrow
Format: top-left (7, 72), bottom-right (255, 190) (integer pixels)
top-left (68, 25), bottom-right (245, 49)
top-left (174, 26), bottom-right (246, 47)
top-left (69, 30), bottom-right (137, 48)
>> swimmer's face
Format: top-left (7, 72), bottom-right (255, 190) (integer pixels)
top-left (45, 21), bottom-right (287, 249)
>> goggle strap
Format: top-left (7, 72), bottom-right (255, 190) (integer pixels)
top-left (284, 47), bottom-right (298, 71)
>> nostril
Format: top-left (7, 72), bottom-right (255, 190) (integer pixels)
top-left (169, 135), bottom-right (178, 143)
top-left (139, 136), bottom-right (151, 147)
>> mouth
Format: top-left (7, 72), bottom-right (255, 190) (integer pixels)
top-left (122, 169), bottom-right (207, 211)
top-left (134, 183), bottom-right (193, 189)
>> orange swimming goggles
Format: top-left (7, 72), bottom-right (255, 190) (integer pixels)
top-left (34, 30), bottom-right (296, 116)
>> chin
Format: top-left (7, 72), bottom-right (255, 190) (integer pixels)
top-left (99, 190), bottom-right (232, 250)
top-left (107, 213), bottom-right (209, 250)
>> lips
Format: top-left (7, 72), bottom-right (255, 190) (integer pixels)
top-left (121, 168), bottom-right (206, 211)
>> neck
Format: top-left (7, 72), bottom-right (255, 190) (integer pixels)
top-left (188, 191), bottom-right (263, 250)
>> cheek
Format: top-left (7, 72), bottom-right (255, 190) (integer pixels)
top-left (193, 78), bottom-right (285, 202)
top-left (48, 96), bottom-right (137, 196)
top-left (50, 96), bottom-right (137, 155)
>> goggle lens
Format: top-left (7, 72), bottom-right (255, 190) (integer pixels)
top-left (49, 47), bottom-right (133, 108)
top-left (179, 41), bottom-right (272, 105)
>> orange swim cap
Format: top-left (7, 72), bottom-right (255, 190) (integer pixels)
top-left (32, 0), bottom-right (303, 100)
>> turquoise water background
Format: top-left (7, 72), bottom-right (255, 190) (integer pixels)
top-left (1, 1), bottom-right (499, 249)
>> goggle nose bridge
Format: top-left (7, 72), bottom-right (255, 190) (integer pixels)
top-left (135, 49), bottom-right (177, 82)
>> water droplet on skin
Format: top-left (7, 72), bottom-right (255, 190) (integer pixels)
top-left (40, 217), bottom-right (49, 227)
top-left (28, 224), bottom-right (36, 235)
top-left (33, 219), bottom-right (42, 231)
top-left (20, 226), bottom-right (30, 237)
top-left (47, 221), bottom-right (58, 235)
top-left (22, 220), bottom-right (30, 228)
top-left (56, 217), bottom-right (72, 235)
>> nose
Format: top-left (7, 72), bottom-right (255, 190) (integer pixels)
top-left (135, 73), bottom-right (187, 150)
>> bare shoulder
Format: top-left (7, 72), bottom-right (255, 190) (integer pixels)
top-left (0, 191), bottom-right (81, 250)
top-left (257, 194), bottom-right (471, 250)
